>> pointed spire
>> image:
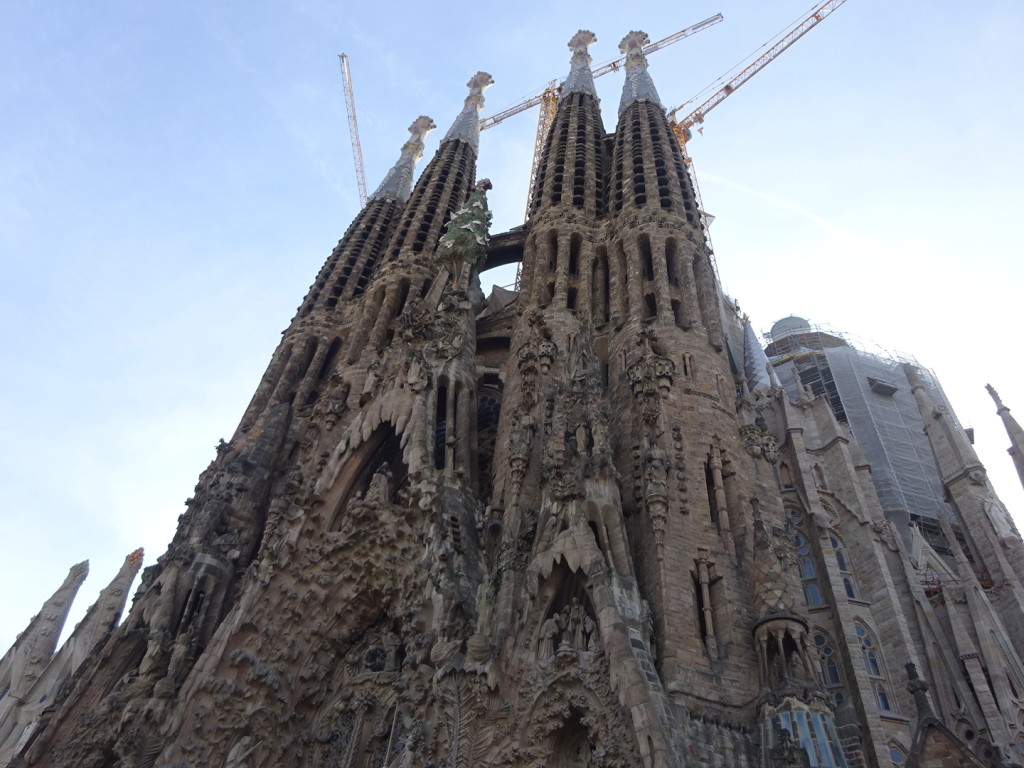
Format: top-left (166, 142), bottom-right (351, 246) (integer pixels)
top-left (743, 319), bottom-right (773, 391)
top-left (561, 30), bottom-right (599, 101)
top-left (370, 116), bottom-right (436, 203)
top-left (442, 71), bottom-right (494, 153)
top-left (987, 384), bottom-right (1024, 492)
top-left (4, 561), bottom-right (88, 702)
top-left (65, 548), bottom-right (143, 667)
top-left (618, 31), bottom-right (663, 116)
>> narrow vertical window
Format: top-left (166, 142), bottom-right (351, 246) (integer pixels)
top-left (855, 622), bottom-right (894, 711)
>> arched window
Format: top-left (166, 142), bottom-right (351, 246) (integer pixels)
top-left (830, 535), bottom-right (860, 600)
top-left (889, 743), bottom-right (907, 767)
top-left (788, 508), bottom-right (823, 608)
top-left (813, 629), bottom-right (847, 707)
top-left (855, 622), bottom-right (894, 712)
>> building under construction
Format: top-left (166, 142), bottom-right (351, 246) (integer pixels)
top-left (5, 14), bottom-right (1024, 768)
top-left (764, 317), bottom-right (970, 557)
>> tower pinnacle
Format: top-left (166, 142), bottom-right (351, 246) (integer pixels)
top-left (618, 30), bottom-right (662, 116)
top-left (370, 115), bottom-right (436, 203)
top-left (988, 383), bottom-right (1024, 493)
top-left (561, 30), bottom-right (599, 100)
top-left (441, 71), bottom-right (494, 153)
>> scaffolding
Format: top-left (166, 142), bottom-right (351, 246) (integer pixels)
top-left (764, 322), bottom-right (955, 528)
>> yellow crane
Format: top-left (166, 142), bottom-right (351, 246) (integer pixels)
top-left (339, 53), bottom-right (369, 207)
top-left (668, 0), bottom-right (847, 145)
top-left (666, 0), bottom-right (848, 249)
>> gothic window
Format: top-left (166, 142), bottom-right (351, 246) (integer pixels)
top-left (829, 536), bottom-right (860, 600)
top-left (889, 744), bottom-right (907, 767)
top-left (779, 463), bottom-right (794, 489)
top-left (855, 622), bottom-right (894, 712)
top-left (788, 506), bottom-right (823, 609)
top-left (813, 630), bottom-right (847, 707)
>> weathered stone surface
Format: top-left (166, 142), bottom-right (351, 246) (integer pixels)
top-left (7, 31), bottom-right (1024, 768)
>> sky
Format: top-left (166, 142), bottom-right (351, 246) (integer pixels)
top-left (1, 0), bottom-right (1022, 652)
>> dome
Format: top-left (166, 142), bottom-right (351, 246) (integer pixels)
top-left (770, 315), bottom-right (811, 339)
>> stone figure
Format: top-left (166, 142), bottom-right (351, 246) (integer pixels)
top-left (567, 598), bottom-right (585, 650)
top-left (365, 463), bottom-right (393, 505)
top-left (583, 614), bottom-right (598, 651)
top-left (539, 616), bottom-right (560, 660)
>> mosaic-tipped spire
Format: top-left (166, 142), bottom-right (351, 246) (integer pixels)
top-left (442, 71), bottom-right (494, 154)
top-left (618, 31), bottom-right (662, 116)
top-left (370, 116), bottom-right (436, 203)
top-left (561, 30), bottom-right (599, 101)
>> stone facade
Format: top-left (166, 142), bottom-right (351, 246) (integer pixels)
top-left (4, 31), bottom-right (1024, 768)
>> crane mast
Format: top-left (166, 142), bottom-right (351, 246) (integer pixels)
top-left (339, 53), bottom-right (369, 207)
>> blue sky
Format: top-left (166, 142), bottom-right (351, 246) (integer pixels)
top-left (1, 0), bottom-right (1022, 650)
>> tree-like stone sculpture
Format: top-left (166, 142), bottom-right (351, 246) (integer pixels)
top-left (434, 178), bottom-right (492, 289)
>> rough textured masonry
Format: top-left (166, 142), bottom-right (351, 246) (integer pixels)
top-left (3, 29), bottom-right (1024, 768)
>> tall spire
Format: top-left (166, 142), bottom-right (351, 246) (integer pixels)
top-left (441, 71), bottom-right (493, 153)
top-left (0, 561), bottom-right (88, 704)
top-left (561, 30), bottom-right (598, 100)
top-left (0, 550), bottom-right (143, 764)
top-left (987, 384), bottom-right (1024, 493)
top-left (64, 548), bottom-right (143, 667)
top-left (618, 30), bottom-right (662, 116)
top-left (527, 30), bottom-right (608, 217)
top-left (370, 116), bottom-right (436, 203)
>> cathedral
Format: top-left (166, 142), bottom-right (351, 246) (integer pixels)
top-left (4, 29), bottom-right (1024, 768)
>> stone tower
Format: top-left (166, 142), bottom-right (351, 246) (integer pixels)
top-left (8, 32), bottom-right (1024, 768)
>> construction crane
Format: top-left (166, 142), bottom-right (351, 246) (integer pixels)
top-left (665, 0), bottom-right (847, 251)
top-left (478, 14), bottom-right (723, 132)
top-left (339, 53), bottom-right (369, 207)
top-left (478, 14), bottom-right (724, 217)
top-left (667, 0), bottom-right (846, 144)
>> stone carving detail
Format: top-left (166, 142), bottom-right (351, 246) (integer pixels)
top-left (538, 598), bottom-right (601, 660)
top-left (435, 178), bottom-right (493, 289)
top-left (627, 329), bottom-right (674, 401)
top-left (741, 424), bottom-right (764, 458)
top-left (643, 441), bottom-right (671, 560)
